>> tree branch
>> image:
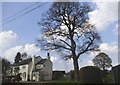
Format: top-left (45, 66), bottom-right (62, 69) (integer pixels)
top-left (59, 39), bottom-right (71, 48)
top-left (51, 43), bottom-right (71, 51)
top-left (77, 36), bottom-right (94, 58)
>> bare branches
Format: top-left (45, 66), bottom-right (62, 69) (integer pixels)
top-left (37, 2), bottom-right (102, 81)
top-left (37, 2), bottom-right (101, 60)
top-left (51, 43), bottom-right (71, 51)
top-left (59, 39), bottom-right (71, 48)
top-left (77, 31), bottom-right (101, 58)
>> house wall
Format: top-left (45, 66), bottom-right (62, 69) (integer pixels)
top-left (42, 60), bottom-right (53, 80)
top-left (19, 65), bottom-right (29, 81)
top-left (12, 67), bottom-right (15, 75)
top-left (11, 56), bottom-right (52, 81)
top-left (12, 65), bottom-right (29, 81)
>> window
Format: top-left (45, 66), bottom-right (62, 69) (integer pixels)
top-left (22, 65), bottom-right (26, 69)
top-left (36, 65), bottom-right (40, 69)
top-left (40, 65), bottom-right (44, 68)
top-left (36, 64), bottom-right (43, 69)
top-left (33, 72), bottom-right (35, 77)
top-left (23, 72), bottom-right (26, 78)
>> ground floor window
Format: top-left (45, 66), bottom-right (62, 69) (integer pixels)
top-left (23, 72), bottom-right (26, 78)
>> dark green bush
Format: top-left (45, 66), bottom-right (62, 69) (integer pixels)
top-left (103, 74), bottom-right (114, 83)
top-left (79, 66), bottom-right (103, 83)
top-left (70, 70), bottom-right (74, 80)
top-left (112, 65), bottom-right (120, 83)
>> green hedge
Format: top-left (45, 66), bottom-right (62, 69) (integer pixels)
top-left (79, 66), bottom-right (103, 83)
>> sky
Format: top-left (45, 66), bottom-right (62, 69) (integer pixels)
top-left (0, 0), bottom-right (119, 72)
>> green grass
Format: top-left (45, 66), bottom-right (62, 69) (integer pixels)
top-left (51, 80), bottom-right (80, 83)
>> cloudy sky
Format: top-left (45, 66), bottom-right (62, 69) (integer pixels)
top-left (0, 0), bottom-right (119, 72)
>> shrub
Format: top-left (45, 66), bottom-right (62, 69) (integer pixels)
top-left (70, 70), bottom-right (74, 80)
top-left (79, 66), bottom-right (103, 83)
top-left (112, 65), bottom-right (120, 83)
top-left (103, 74), bottom-right (114, 83)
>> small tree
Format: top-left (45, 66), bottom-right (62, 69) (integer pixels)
top-left (92, 52), bottom-right (112, 71)
top-left (14, 52), bottom-right (22, 75)
top-left (14, 52), bottom-right (22, 64)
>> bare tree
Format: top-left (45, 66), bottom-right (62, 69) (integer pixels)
top-left (37, 2), bottom-right (101, 81)
top-left (92, 52), bottom-right (112, 71)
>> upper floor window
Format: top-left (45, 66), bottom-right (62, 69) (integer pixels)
top-left (36, 64), bottom-right (44, 69)
top-left (22, 65), bottom-right (26, 69)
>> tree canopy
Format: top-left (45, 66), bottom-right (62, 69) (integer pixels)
top-left (92, 52), bottom-right (112, 70)
top-left (37, 2), bottom-right (101, 81)
top-left (14, 52), bottom-right (22, 64)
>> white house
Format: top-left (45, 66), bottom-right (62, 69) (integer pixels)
top-left (11, 53), bottom-right (52, 81)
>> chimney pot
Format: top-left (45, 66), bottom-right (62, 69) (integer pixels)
top-left (47, 52), bottom-right (50, 60)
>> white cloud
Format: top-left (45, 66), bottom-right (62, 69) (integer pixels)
top-left (50, 56), bottom-right (57, 62)
top-left (88, 60), bottom-right (94, 66)
top-left (89, 2), bottom-right (118, 31)
top-left (3, 46), bottom-right (23, 62)
top-left (99, 42), bottom-right (118, 63)
top-left (95, 42), bottom-right (118, 66)
top-left (3, 44), bottom-right (41, 62)
top-left (24, 44), bottom-right (40, 55)
top-left (99, 42), bottom-right (118, 56)
top-left (113, 23), bottom-right (120, 35)
top-left (0, 30), bottom-right (17, 49)
top-left (87, 42), bottom-right (118, 66)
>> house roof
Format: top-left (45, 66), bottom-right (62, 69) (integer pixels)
top-left (12, 56), bottom-right (42, 66)
top-left (13, 58), bottom-right (32, 66)
top-left (35, 59), bottom-right (47, 65)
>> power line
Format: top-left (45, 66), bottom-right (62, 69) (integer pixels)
top-left (2, 2), bottom-right (48, 25)
top-left (1, 2), bottom-right (48, 26)
top-left (2, 2), bottom-right (40, 22)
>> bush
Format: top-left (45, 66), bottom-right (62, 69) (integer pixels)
top-left (101, 70), bottom-right (114, 83)
top-left (79, 66), bottom-right (103, 83)
top-left (70, 70), bottom-right (74, 80)
top-left (112, 65), bottom-right (120, 83)
top-left (103, 74), bottom-right (114, 83)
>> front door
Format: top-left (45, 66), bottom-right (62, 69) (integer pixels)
top-left (35, 72), bottom-right (40, 81)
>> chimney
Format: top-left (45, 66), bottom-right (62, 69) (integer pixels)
top-left (30, 55), bottom-right (35, 80)
top-left (47, 52), bottom-right (50, 60)
top-left (32, 55), bottom-right (35, 65)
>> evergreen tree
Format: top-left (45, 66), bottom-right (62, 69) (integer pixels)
top-left (14, 52), bottom-right (22, 64)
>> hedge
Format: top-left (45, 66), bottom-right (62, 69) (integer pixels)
top-left (79, 66), bottom-right (103, 83)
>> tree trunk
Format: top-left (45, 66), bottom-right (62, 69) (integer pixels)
top-left (73, 57), bottom-right (80, 81)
